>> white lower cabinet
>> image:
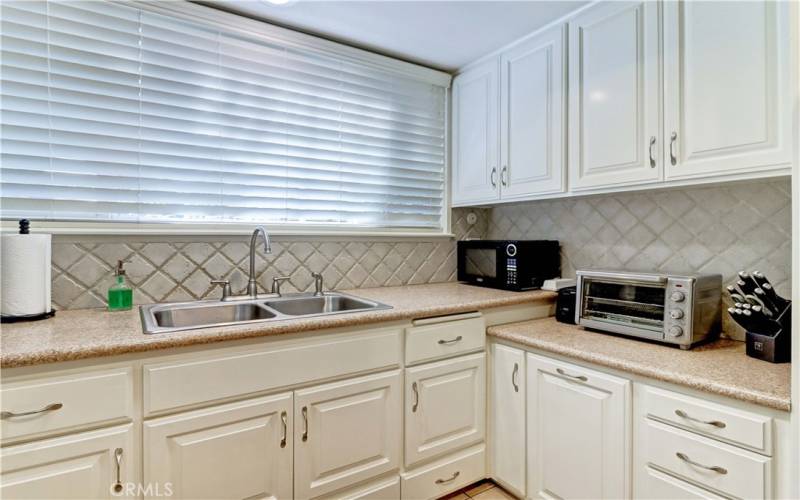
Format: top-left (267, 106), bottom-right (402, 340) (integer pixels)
top-left (401, 444), bottom-right (486, 500)
top-left (526, 353), bottom-right (631, 499)
top-left (1, 424), bottom-right (135, 499)
top-left (489, 344), bottom-right (525, 498)
top-left (404, 353), bottom-right (486, 467)
top-left (144, 393), bottom-right (293, 500)
top-left (294, 370), bottom-right (402, 500)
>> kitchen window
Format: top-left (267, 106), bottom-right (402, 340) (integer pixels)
top-left (0, 1), bottom-right (450, 234)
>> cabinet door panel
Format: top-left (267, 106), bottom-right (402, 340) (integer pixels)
top-left (1, 424), bottom-right (135, 500)
top-left (500, 24), bottom-right (566, 199)
top-left (452, 58), bottom-right (500, 205)
top-left (490, 344), bottom-right (526, 497)
top-left (144, 394), bottom-right (292, 500)
top-left (294, 370), bottom-right (401, 499)
top-left (568, 1), bottom-right (661, 190)
top-left (664, 0), bottom-right (791, 178)
top-left (527, 354), bottom-right (631, 499)
top-left (405, 353), bottom-right (486, 467)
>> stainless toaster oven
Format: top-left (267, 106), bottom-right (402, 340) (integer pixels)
top-left (575, 270), bottom-right (722, 349)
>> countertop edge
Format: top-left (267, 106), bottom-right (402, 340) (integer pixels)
top-left (488, 328), bottom-right (791, 413)
top-left (1, 291), bottom-right (555, 369)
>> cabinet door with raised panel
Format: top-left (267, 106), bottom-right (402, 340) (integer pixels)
top-left (294, 370), bottom-right (402, 500)
top-left (405, 352), bottom-right (486, 467)
top-left (144, 393), bottom-right (292, 500)
top-left (1, 424), bottom-right (135, 500)
top-left (664, 0), bottom-right (792, 179)
top-left (500, 24), bottom-right (566, 200)
top-left (490, 344), bottom-right (526, 498)
top-left (452, 58), bottom-right (500, 205)
top-left (527, 353), bottom-right (631, 499)
top-left (568, 1), bottom-right (661, 190)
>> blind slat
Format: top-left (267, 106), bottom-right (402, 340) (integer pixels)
top-left (0, 0), bottom-right (446, 229)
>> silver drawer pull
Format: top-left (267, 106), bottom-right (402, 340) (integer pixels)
top-left (412, 381), bottom-right (420, 412)
top-left (280, 411), bottom-right (288, 448)
top-left (1, 402), bottom-right (63, 419)
top-left (676, 452), bottom-right (727, 475)
top-left (512, 362), bottom-right (519, 393)
top-left (674, 409), bottom-right (726, 429)
top-left (301, 406), bottom-right (308, 442)
top-left (113, 448), bottom-right (124, 493)
top-left (438, 336), bottom-right (463, 345)
top-left (556, 368), bottom-right (588, 382)
top-left (435, 471), bottom-right (460, 484)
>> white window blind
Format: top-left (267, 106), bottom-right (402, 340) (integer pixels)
top-left (0, 1), bottom-right (448, 230)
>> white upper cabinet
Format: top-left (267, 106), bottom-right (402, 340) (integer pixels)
top-left (500, 24), bottom-right (567, 199)
top-left (568, 1), bottom-right (662, 190)
top-left (452, 58), bottom-right (500, 205)
top-left (663, 0), bottom-right (792, 179)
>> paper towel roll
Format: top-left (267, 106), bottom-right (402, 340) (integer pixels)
top-left (1, 234), bottom-right (52, 317)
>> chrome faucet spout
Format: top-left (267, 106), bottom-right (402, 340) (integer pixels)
top-left (248, 226), bottom-right (272, 297)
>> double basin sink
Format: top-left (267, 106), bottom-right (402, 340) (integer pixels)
top-left (140, 292), bottom-right (392, 334)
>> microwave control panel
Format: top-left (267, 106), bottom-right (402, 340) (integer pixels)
top-left (505, 244), bottom-right (518, 286)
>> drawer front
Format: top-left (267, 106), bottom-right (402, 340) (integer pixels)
top-left (642, 385), bottom-right (772, 454)
top-left (643, 419), bottom-right (771, 499)
top-left (401, 444), bottom-right (485, 500)
top-left (405, 353), bottom-right (486, 467)
top-left (144, 326), bottom-right (402, 415)
top-left (640, 465), bottom-right (724, 499)
top-left (405, 313), bottom-right (485, 365)
top-left (1, 368), bottom-right (133, 443)
top-left (319, 475), bottom-right (400, 500)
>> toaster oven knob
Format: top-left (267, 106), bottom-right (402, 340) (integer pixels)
top-left (668, 326), bottom-right (684, 337)
top-left (669, 309), bottom-right (684, 319)
top-left (670, 291), bottom-right (686, 302)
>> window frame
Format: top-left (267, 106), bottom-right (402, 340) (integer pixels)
top-left (0, 0), bottom-right (453, 236)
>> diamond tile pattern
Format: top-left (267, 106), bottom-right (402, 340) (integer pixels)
top-left (488, 179), bottom-right (792, 297)
top-left (50, 208), bottom-right (489, 309)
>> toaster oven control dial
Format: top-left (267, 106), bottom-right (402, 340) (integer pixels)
top-left (669, 309), bottom-right (684, 319)
top-left (506, 243), bottom-right (517, 257)
top-left (668, 326), bottom-right (684, 337)
top-left (670, 291), bottom-right (685, 302)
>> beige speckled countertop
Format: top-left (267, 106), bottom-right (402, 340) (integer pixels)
top-left (0, 283), bottom-right (555, 369)
top-left (489, 317), bottom-right (791, 412)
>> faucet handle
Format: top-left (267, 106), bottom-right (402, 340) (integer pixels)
top-left (210, 279), bottom-right (232, 301)
top-left (271, 276), bottom-right (291, 296)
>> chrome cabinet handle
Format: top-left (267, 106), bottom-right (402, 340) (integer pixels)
top-left (280, 411), bottom-right (288, 448)
top-left (412, 381), bottom-right (419, 412)
top-left (501, 165), bottom-right (508, 186)
top-left (1, 402), bottom-right (63, 419)
top-left (435, 471), bottom-right (460, 484)
top-left (669, 131), bottom-right (677, 166)
top-left (301, 406), bottom-right (308, 442)
top-left (556, 368), bottom-right (588, 382)
top-left (512, 362), bottom-right (519, 393)
top-left (649, 136), bottom-right (656, 168)
top-left (113, 448), bottom-right (124, 493)
top-left (438, 335), bottom-right (463, 345)
top-left (676, 452), bottom-right (727, 475)
top-left (674, 409), bottom-right (726, 429)
top-left (490, 167), bottom-right (497, 187)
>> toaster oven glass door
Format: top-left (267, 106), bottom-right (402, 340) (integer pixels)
top-left (580, 278), bottom-right (665, 332)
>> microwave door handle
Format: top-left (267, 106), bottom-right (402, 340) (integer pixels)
top-left (578, 271), bottom-right (667, 284)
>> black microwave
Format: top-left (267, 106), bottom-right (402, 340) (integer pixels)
top-left (457, 240), bottom-right (560, 291)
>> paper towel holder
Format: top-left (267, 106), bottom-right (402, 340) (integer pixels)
top-left (0, 219), bottom-right (56, 324)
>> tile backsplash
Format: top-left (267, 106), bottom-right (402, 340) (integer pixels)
top-left (50, 208), bottom-right (489, 309)
top-left (488, 178), bottom-right (792, 296)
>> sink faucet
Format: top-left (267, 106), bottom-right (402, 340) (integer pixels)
top-left (312, 272), bottom-right (324, 296)
top-left (247, 226), bottom-right (272, 298)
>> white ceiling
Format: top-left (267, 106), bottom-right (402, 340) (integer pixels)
top-left (208, 1), bottom-right (587, 72)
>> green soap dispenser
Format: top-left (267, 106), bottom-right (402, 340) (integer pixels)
top-left (108, 260), bottom-right (133, 311)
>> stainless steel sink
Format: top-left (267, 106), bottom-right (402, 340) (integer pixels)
top-left (264, 295), bottom-right (378, 316)
top-left (140, 292), bottom-right (391, 334)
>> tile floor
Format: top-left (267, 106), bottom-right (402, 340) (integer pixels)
top-left (441, 480), bottom-right (517, 500)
